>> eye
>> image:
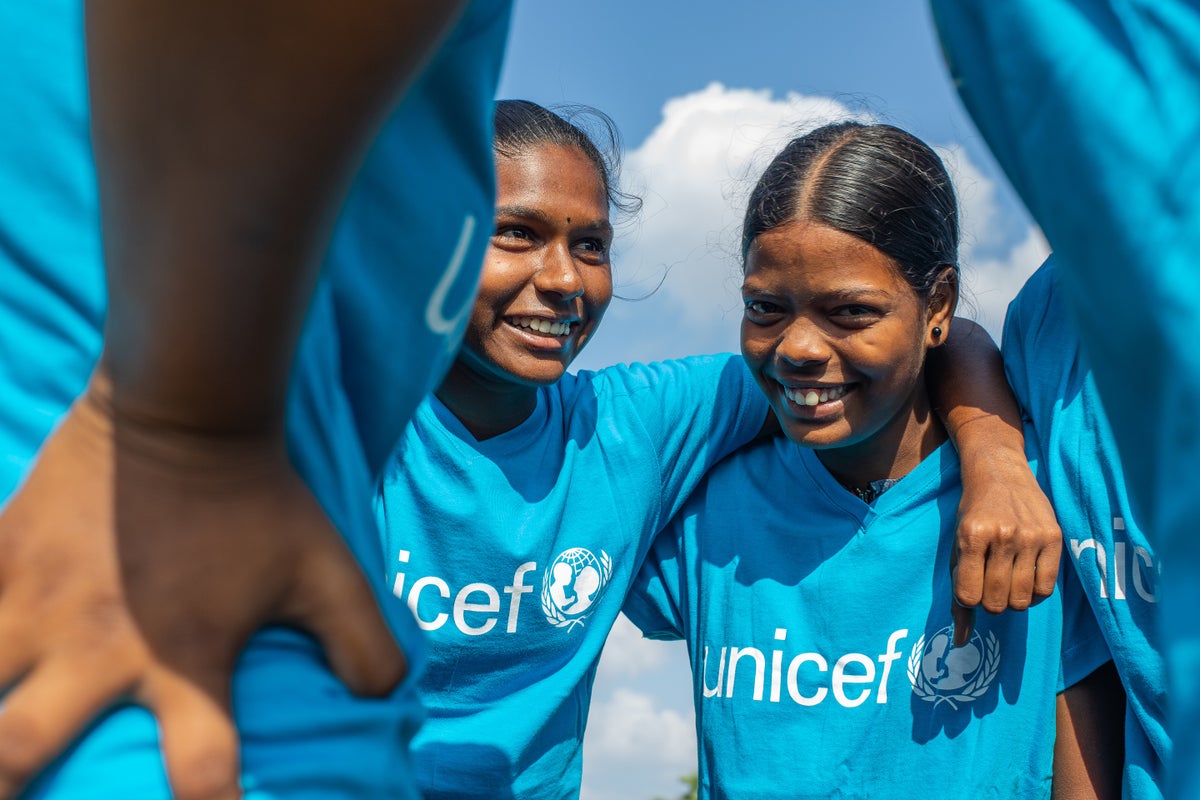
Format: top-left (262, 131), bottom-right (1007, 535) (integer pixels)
top-left (494, 225), bottom-right (532, 241)
top-left (492, 225), bottom-right (537, 252)
top-left (830, 304), bottom-right (882, 327)
top-left (743, 298), bottom-right (784, 324)
top-left (572, 236), bottom-right (611, 265)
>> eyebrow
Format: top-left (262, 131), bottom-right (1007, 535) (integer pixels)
top-left (740, 280), bottom-right (895, 301)
top-left (495, 204), bottom-right (613, 236)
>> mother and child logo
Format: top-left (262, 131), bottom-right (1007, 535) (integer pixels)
top-left (908, 627), bottom-right (1001, 710)
top-left (541, 547), bottom-right (614, 630)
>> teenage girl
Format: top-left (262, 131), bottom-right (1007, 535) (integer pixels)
top-left (376, 103), bottom-right (1064, 798)
top-left (623, 122), bottom-right (1115, 798)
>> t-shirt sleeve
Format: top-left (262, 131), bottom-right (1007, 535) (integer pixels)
top-left (621, 520), bottom-right (687, 641)
top-left (1057, 551), bottom-right (1113, 692)
top-left (1000, 257), bottom-right (1061, 428)
top-left (605, 354), bottom-right (768, 530)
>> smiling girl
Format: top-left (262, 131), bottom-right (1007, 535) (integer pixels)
top-left (624, 122), bottom-right (1113, 798)
top-left (376, 104), bottom-right (1064, 799)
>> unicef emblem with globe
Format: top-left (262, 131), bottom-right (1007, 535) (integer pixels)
top-left (906, 626), bottom-right (1000, 710)
top-left (541, 547), bottom-right (613, 630)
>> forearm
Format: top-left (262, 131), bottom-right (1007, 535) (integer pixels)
top-left (926, 317), bottom-right (1025, 463)
top-left (86, 0), bottom-right (468, 434)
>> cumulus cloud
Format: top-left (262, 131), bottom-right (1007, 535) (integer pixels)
top-left (574, 83), bottom-right (1045, 371)
top-left (936, 144), bottom-right (1049, 338)
top-left (586, 687), bottom-right (694, 763)
top-left (580, 617), bottom-right (697, 800)
top-left (581, 685), bottom-right (696, 800)
top-left (593, 612), bottom-right (670, 678)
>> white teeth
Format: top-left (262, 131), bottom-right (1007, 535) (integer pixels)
top-left (515, 317), bottom-right (571, 336)
top-left (785, 384), bottom-right (848, 406)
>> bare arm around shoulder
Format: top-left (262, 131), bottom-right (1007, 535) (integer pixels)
top-left (1054, 660), bottom-right (1125, 799)
top-left (0, 2), bottom-right (468, 798)
top-left (928, 318), bottom-right (1062, 644)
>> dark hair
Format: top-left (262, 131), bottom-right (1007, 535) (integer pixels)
top-left (741, 122), bottom-right (958, 294)
top-left (493, 99), bottom-right (641, 217)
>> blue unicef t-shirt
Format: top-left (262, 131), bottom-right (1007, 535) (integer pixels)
top-left (625, 439), bottom-right (1105, 799)
top-left (1004, 258), bottom-right (1168, 798)
top-left (931, 4), bottom-right (1199, 795)
top-left (375, 355), bottom-right (767, 800)
top-left (0, 1), bottom-right (510, 797)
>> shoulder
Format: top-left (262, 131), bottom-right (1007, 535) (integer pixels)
top-left (1004, 256), bottom-right (1069, 350)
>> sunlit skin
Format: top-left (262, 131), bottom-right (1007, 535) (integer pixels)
top-left (740, 219), bottom-right (957, 493)
top-left (437, 143), bottom-right (614, 439)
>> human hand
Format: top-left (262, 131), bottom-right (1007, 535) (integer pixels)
top-left (0, 382), bottom-right (405, 799)
top-left (952, 444), bottom-right (1062, 646)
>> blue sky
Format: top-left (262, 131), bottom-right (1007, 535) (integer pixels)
top-left (495, 3), bottom-right (1047, 798)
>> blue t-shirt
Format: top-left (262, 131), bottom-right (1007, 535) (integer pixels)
top-left (1004, 258), bottom-right (1168, 798)
top-left (931, 4), bottom-right (1200, 795)
top-left (625, 439), bottom-right (1104, 799)
top-left (0, 1), bottom-right (510, 797)
top-left (375, 355), bottom-right (767, 799)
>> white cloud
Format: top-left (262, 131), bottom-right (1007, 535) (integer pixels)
top-left (936, 144), bottom-right (1049, 339)
top-left (960, 226), bottom-right (1050, 340)
top-left (581, 617), bottom-right (697, 800)
top-left (576, 83), bottom-right (1046, 372)
top-left (593, 612), bottom-right (670, 678)
top-left (586, 687), bottom-right (694, 764)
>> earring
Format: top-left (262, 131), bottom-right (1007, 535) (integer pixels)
top-left (932, 326), bottom-right (942, 339)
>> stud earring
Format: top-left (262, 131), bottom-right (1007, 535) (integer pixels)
top-left (932, 326), bottom-right (942, 339)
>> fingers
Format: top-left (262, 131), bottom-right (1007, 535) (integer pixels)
top-left (284, 533), bottom-right (406, 698)
top-left (0, 649), bottom-right (138, 797)
top-left (950, 531), bottom-right (985, 610)
top-left (1032, 537), bottom-right (1063, 604)
top-left (142, 670), bottom-right (240, 800)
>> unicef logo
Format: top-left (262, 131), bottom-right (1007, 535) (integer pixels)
top-left (540, 547), bottom-right (613, 631)
top-left (906, 626), bottom-right (1000, 710)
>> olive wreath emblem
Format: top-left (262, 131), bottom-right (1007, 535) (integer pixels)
top-left (907, 629), bottom-right (1001, 711)
top-left (540, 549), bottom-right (613, 631)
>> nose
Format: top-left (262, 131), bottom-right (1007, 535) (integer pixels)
top-left (534, 241), bottom-right (584, 300)
top-left (775, 317), bottom-right (831, 368)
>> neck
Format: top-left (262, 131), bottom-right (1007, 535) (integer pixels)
top-left (815, 387), bottom-right (948, 497)
top-left (435, 359), bottom-right (540, 441)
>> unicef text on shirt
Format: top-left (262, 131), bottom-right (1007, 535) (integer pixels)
top-left (701, 629), bottom-right (909, 708)
top-left (392, 547), bottom-right (613, 635)
top-left (1068, 517), bottom-right (1158, 603)
top-left (393, 550), bottom-right (537, 635)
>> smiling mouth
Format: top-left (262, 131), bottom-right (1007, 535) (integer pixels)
top-left (508, 316), bottom-right (574, 337)
top-left (782, 384), bottom-right (850, 407)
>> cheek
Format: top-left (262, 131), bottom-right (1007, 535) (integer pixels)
top-left (583, 268), bottom-right (614, 313)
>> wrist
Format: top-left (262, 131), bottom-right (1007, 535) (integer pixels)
top-left (80, 365), bottom-right (290, 480)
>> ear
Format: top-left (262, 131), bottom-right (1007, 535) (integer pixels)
top-left (925, 266), bottom-right (959, 348)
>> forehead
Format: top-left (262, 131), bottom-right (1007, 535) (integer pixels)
top-left (744, 220), bottom-right (909, 294)
top-left (494, 143), bottom-right (608, 217)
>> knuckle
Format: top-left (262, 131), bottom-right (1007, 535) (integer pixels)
top-left (982, 598), bottom-right (1007, 615)
top-left (954, 585), bottom-right (981, 607)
